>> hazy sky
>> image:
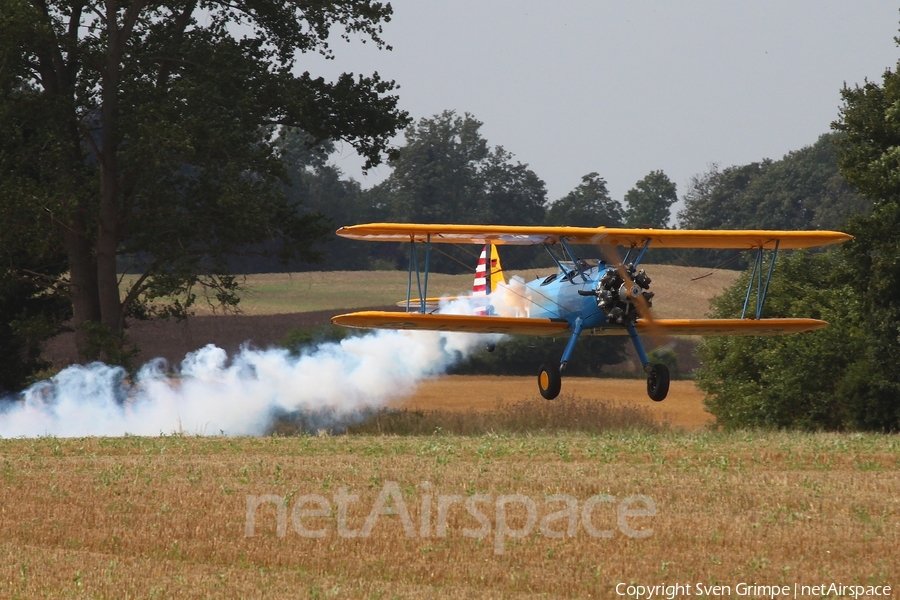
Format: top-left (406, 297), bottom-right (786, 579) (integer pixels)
top-left (300, 1), bottom-right (899, 216)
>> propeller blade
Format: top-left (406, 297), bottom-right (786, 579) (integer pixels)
top-left (595, 241), bottom-right (670, 350)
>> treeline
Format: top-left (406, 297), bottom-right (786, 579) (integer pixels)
top-left (255, 112), bottom-right (869, 274)
top-left (247, 111), bottom-right (683, 273)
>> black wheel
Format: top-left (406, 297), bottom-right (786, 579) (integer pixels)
top-left (647, 363), bottom-right (670, 402)
top-left (538, 363), bottom-right (562, 400)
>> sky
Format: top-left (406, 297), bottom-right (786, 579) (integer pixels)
top-left (299, 1), bottom-right (900, 217)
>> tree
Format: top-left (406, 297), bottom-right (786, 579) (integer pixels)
top-left (829, 60), bottom-right (900, 430)
top-left (696, 250), bottom-right (865, 430)
top-left (623, 170), bottom-right (677, 228)
top-left (0, 0), bottom-right (409, 361)
top-left (676, 134), bottom-right (869, 268)
top-left (371, 111), bottom-right (547, 272)
top-left (276, 129), bottom-right (385, 271)
top-left (545, 173), bottom-right (624, 227)
top-left (833, 70), bottom-right (900, 202)
top-left (377, 111), bottom-right (546, 225)
top-left (696, 49), bottom-right (900, 432)
top-left (678, 135), bottom-right (868, 232)
top-left (677, 163), bottom-right (765, 231)
top-left (0, 202), bottom-right (71, 393)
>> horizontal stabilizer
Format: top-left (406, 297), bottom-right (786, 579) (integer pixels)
top-left (395, 296), bottom-right (467, 309)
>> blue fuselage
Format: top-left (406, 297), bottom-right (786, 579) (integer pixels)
top-left (524, 264), bottom-right (611, 329)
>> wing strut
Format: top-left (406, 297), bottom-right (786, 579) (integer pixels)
top-left (405, 235), bottom-right (433, 314)
top-left (632, 239), bottom-right (652, 267)
top-left (741, 241), bottom-right (780, 319)
top-left (559, 238), bottom-right (588, 282)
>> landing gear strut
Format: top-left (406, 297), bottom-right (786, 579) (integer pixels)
top-left (536, 317), bottom-right (584, 401)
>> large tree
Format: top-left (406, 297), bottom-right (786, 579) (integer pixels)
top-left (369, 110), bottom-right (546, 272)
top-left (828, 58), bottom-right (900, 430)
top-left (276, 129), bottom-right (385, 271)
top-left (375, 111), bottom-right (547, 226)
top-left (0, 0), bottom-right (409, 361)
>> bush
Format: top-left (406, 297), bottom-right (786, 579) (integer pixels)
top-left (695, 248), bottom-right (899, 431)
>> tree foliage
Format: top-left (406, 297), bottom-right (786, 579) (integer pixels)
top-left (274, 130), bottom-right (390, 271)
top-left (623, 170), bottom-right (677, 228)
top-left (676, 134), bottom-right (869, 267)
top-left (827, 62), bottom-right (900, 430)
top-left (698, 54), bottom-right (900, 431)
top-left (698, 242), bottom-right (900, 431)
top-left (375, 111), bottom-right (547, 226)
top-left (0, 0), bottom-right (409, 365)
top-left (545, 172), bottom-right (623, 227)
top-left (696, 251), bottom-right (865, 430)
top-left (678, 134), bottom-right (868, 232)
top-left (370, 111), bottom-right (547, 272)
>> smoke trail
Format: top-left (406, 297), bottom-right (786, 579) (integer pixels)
top-left (0, 299), bottom-right (502, 438)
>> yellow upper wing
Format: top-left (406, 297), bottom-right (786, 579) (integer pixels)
top-left (336, 223), bottom-right (851, 250)
top-left (332, 311), bottom-right (828, 337)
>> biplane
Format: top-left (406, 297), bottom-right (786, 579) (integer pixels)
top-left (331, 224), bottom-right (852, 401)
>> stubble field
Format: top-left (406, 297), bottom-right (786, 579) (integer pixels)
top-left (391, 376), bottom-right (713, 431)
top-left (1, 433), bottom-right (897, 599)
top-left (178, 264), bottom-right (740, 319)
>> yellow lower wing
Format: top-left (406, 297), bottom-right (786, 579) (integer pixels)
top-left (332, 311), bottom-right (827, 337)
top-left (631, 318), bottom-right (827, 336)
top-left (332, 311), bottom-right (570, 335)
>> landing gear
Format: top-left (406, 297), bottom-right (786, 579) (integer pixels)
top-left (538, 363), bottom-right (562, 400)
top-left (537, 317), bottom-right (583, 401)
top-left (647, 363), bottom-right (670, 402)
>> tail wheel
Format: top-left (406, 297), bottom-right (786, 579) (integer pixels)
top-left (538, 363), bottom-right (562, 400)
top-left (647, 363), bottom-right (670, 402)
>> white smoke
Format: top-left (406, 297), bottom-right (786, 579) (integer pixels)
top-left (0, 297), bottom-right (502, 438)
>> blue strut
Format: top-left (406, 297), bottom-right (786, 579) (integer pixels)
top-left (625, 323), bottom-right (651, 373)
top-left (559, 317), bottom-right (584, 373)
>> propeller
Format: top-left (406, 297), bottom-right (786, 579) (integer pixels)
top-left (586, 239), bottom-right (670, 350)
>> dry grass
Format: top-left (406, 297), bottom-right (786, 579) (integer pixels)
top-left (162, 265), bottom-right (739, 318)
top-left (0, 433), bottom-right (897, 598)
top-left (342, 396), bottom-right (663, 436)
top-left (391, 376), bottom-right (714, 431)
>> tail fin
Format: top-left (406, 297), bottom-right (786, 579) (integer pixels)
top-left (473, 244), bottom-right (504, 314)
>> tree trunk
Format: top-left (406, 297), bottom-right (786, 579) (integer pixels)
top-left (96, 0), bottom-right (125, 346)
top-left (65, 214), bottom-right (101, 358)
